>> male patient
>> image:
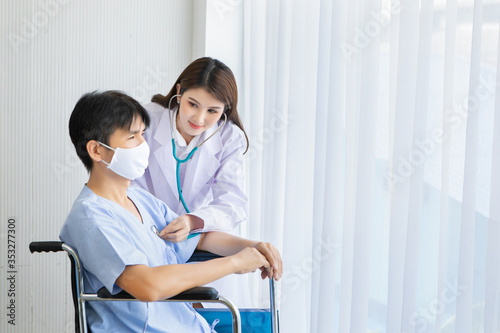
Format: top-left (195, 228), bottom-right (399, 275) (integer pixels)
top-left (59, 90), bottom-right (282, 332)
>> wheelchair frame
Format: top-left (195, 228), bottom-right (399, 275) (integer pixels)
top-left (30, 241), bottom-right (279, 333)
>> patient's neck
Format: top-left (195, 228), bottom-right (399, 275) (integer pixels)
top-left (86, 169), bottom-right (130, 206)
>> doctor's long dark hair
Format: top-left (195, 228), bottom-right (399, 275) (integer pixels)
top-left (152, 57), bottom-right (249, 154)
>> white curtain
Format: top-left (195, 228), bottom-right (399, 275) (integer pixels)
top-left (241, 0), bottom-right (500, 332)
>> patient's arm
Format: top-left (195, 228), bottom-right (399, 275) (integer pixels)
top-left (197, 231), bottom-right (283, 280)
top-left (115, 245), bottom-right (269, 302)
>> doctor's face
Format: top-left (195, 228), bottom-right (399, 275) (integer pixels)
top-left (176, 87), bottom-right (225, 144)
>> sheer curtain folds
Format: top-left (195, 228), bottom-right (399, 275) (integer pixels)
top-left (242, 0), bottom-right (500, 332)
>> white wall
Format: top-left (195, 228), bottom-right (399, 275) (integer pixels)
top-left (204, 0), bottom-right (244, 96)
top-left (0, 1), bottom-right (197, 331)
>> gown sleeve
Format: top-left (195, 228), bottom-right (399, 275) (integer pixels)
top-left (60, 206), bottom-right (149, 295)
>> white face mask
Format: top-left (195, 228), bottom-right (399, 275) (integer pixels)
top-left (98, 141), bottom-right (150, 180)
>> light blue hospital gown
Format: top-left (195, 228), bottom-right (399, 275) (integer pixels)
top-left (60, 185), bottom-right (215, 333)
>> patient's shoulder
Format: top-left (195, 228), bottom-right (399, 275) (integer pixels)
top-left (63, 186), bottom-right (130, 231)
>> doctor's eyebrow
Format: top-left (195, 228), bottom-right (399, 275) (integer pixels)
top-left (188, 97), bottom-right (222, 109)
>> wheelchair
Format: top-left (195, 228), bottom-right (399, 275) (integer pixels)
top-left (30, 241), bottom-right (279, 333)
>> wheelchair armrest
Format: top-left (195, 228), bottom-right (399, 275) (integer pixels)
top-left (29, 241), bottom-right (64, 253)
top-left (30, 243), bottom-right (221, 262)
top-left (97, 286), bottom-right (219, 301)
top-left (187, 250), bottom-right (222, 262)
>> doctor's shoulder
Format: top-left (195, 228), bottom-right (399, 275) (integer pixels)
top-left (142, 102), bottom-right (167, 131)
top-left (143, 101), bottom-right (165, 113)
top-left (219, 119), bottom-right (247, 152)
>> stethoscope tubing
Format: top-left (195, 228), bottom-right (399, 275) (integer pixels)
top-left (172, 139), bottom-right (199, 239)
top-left (167, 94), bottom-right (226, 240)
top-left (171, 138), bottom-right (198, 215)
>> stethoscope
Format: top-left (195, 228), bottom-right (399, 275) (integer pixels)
top-left (167, 94), bottom-right (227, 239)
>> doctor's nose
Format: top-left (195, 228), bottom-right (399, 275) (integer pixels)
top-left (192, 111), bottom-right (205, 125)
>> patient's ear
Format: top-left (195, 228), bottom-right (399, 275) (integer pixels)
top-left (87, 140), bottom-right (104, 163)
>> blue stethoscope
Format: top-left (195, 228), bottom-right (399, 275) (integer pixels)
top-left (168, 94), bottom-right (227, 239)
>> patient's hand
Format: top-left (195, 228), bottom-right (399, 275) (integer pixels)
top-left (160, 214), bottom-right (203, 242)
top-left (253, 242), bottom-right (282, 280)
top-left (195, 231), bottom-right (283, 280)
top-left (232, 247), bottom-right (270, 275)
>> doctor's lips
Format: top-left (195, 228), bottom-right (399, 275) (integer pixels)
top-left (188, 121), bottom-right (204, 130)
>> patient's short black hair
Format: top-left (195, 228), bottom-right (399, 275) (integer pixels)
top-left (69, 90), bottom-right (151, 172)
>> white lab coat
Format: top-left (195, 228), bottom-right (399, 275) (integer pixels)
top-left (134, 102), bottom-right (248, 232)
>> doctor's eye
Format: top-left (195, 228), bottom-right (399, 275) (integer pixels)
top-left (189, 102), bottom-right (198, 108)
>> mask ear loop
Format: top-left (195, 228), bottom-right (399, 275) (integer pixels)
top-left (97, 141), bottom-right (115, 152)
top-left (97, 141), bottom-right (115, 167)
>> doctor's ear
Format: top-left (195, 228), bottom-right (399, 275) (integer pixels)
top-left (86, 140), bottom-right (104, 162)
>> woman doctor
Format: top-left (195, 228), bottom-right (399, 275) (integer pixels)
top-left (134, 57), bottom-right (249, 242)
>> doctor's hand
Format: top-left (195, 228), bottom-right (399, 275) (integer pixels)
top-left (159, 214), bottom-right (204, 243)
top-left (253, 242), bottom-right (283, 281)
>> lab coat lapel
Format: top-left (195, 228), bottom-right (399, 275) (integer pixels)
top-left (181, 122), bottom-right (223, 208)
top-left (152, 110), bottom-right (179, 201)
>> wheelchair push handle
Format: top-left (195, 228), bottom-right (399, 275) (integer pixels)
top-left (29, 241), bottom-right (64, 253)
